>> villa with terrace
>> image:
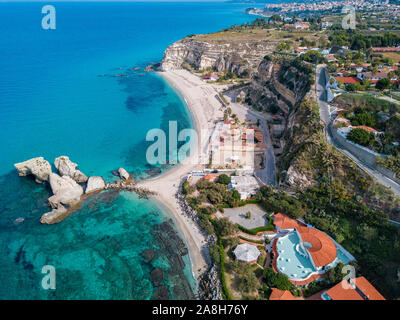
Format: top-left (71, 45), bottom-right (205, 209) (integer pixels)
top-left (270, 213), bottom-right (355, 286)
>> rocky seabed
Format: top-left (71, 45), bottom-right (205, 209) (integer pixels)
top-left (175, 181), bottom-right (222, 300)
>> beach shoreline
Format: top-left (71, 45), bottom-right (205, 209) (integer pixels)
top-left (139, 69), bottom-right (225, 285)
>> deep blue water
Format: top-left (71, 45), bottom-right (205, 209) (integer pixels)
top-left (0, 2), bottom-right (257, 299)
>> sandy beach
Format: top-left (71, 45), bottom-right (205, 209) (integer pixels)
top-left (138, 69), bottom-right (225, 281)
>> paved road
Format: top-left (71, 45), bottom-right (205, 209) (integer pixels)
top-left (316, 65), bottom-right (400, 196)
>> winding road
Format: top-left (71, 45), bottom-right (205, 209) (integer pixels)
top-left (316, 65), bottom-right (400, 196)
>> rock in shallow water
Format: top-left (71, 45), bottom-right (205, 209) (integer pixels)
top-left (48, 173), bottom-right (83, 209)
top-left (54, 156), bottom-right (88, 183)
top-left (14, 157), bottom-right (52, 183)
top-left (152, 285), bottom-right (168, 300)
top-left (150, 267), bottom-right (164, 287)
top-left (40, 204), bottom-right (68, 224)
top-left (118, 168), bottom-right (130, 181)
top-left (85, 176), bottom-right (106, 194)
top-left (141, 249), bottom-right (155, 263)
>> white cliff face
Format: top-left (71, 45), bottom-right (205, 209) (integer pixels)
top-left (85, 176), bottom-right (106, 194)
top-left (118, 168), bottom-right (130, 181)
top-left (48, 173), bottom-right (84, 208)
top-left (160, 37), bottom-right (274, 74)
top-left (54, 156), bottom-right (88, 183)
top-left (14, 157), bottom-right (52, 183)
top-left (284, 166), bottom-right (313, 189)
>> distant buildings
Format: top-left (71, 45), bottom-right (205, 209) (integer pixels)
top-left (201, 74), bottom-right (219, 81)
top-left (358, 71), bottom-right (398, 84)
top-left (372, 47), bottom-right (400, 52)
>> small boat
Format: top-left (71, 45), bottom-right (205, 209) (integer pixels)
top-left (14, 217), bottom-right (24, 224)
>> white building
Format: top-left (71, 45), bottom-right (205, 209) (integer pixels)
top-left (233, 243), bottom-right (261, 263)
top-left (230, 175), bottom-right (260, 200)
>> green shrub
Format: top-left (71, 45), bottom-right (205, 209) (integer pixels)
top-left (218, 174), bottom-right (231, 185)
top-left (347, 128), bottom-right (374, 147)
top-left (263, 267), bottom-right (293, 291)
top-left (237, 224), bottom-right (274, 235)
top-left (209, 243), bottom-right (221, 264)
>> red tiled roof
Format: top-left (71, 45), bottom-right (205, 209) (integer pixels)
top-left (325, 281), bottom-right (364, 300)
top-left (352, 126), bottom-right (377, 133)
top-left (325, 277), bottom-right (385, 300)
top-left (204, 174), bottom-right (219, 181)
top-left (352, 277), bottom-right (386, 300)
top-left (269, 288), bottom-right (295, 300)
top-left (297, 226), bottom-right (337, 267)
top-left (273, 213), bottom-right (305, 230)
top-left (335, 76), bottom-right (360, 84)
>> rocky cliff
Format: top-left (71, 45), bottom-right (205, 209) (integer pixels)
top-left (160, 36), bottom-right (274, 76)
top-left (245, 57), bottom-right (313, 115)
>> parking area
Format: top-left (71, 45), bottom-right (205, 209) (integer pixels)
top-left (223, 204), bottom-right (269, 229)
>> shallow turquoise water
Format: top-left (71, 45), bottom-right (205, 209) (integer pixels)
top-left (0, 2), bottom-right (258, 299)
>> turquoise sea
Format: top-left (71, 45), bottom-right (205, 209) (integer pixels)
top-left (0, 1), bottom-right (258, 299)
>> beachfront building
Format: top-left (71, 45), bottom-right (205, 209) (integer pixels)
top-left (233, 243), bottom-right (261, 264)
top-left (321, 276), bottom-right (385, 300)
top-left (201, 74), bottom-right (219, 81)
top-left (271, 213), bottom-right (355, 285)
top-left (208, 121), bottom-right (257, 170)
top-left (230, 175), bottom-right (260, 200)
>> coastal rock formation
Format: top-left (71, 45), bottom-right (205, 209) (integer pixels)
top-left (40, 204), bottom-right (68, 224)
top-left (85, 176), bottom-right (106, 194)
top-left (54, 156), bottom-right (88, 183)
top-left (150, 268), bottom-right (164, 287)
top-left (141, 249), bottom-right (155, 263)
top-left (118, 167), bottom-right (130, 181)
top-left (48, 173), bottom-right (84, 209)
top-left (14, 157), bottom-right (52, 183)
top-left (284, 166), bottom-right (313, 189)
top-left (152, 285), bottom-right (168, 300)
top-left (160, 36), bottom-right (274, 75)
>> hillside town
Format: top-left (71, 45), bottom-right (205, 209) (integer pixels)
top-left (248, 0), bottom-right (400, 19)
